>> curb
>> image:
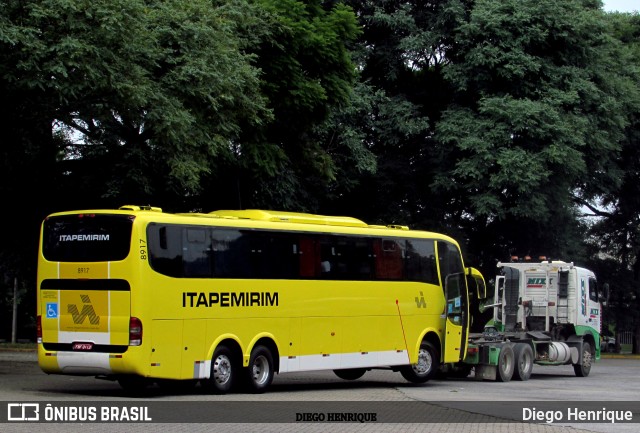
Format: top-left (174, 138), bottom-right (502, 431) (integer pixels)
top-left (601, 353), bottom-right (640, 359)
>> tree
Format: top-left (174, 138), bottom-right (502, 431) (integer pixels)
top-left (0, 0), bottom-right (272, 338)
top-left (429, 0), bottom-right (634, 272)
top-left (331, 0), bottom-right (462, 228)
top-left (2, 0), bottom-right (274, 209)
top-left (196, 0), bottom-right (365, 212)
top-left (0, 0), bottom-right (366, 337)
top-left (583, 11), bottom-right (640, 353)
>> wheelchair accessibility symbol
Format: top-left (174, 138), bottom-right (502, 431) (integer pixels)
top-left (46, 303), bottom-right (58, 319)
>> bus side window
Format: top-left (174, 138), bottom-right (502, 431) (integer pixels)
top-left (183, 227), bottom-right (212, 277)
top-left (437, 241), bottom-right (464, 285)
top-left (320, 240), bottom-right (336, 278)
top-left (406, 239), bottom-right (438, 284)
top-left (259, 232), bottom-right (298, 279)
top-left (248, 232), bottom-right (268, 277)
top-left (147, 224), bottom-right (183, 277)
top-left (374, 239), bottom-right (403, 279)
top-left (211, 229), bottom-right (249, 278)
top-left (355, 238), bottom-right (374, 279)
top-left (325, 237), bottom-right (373, 280)
top-left (298, 235), bottom-right (320, 278)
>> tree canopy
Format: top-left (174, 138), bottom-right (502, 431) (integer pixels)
top-left (1, 0), bottom-right (639, 350)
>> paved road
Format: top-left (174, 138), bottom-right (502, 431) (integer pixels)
top-left (0, 350), bottom-right (637, 433)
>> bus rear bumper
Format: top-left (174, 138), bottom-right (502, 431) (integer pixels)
top-left (38, 347), bottom-right (117, 375)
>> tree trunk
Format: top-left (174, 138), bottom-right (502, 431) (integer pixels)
top-left (11, 277), bottom-right (18, 344)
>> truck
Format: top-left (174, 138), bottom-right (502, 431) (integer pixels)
top-left (450, 259), bottom-right (602, 382)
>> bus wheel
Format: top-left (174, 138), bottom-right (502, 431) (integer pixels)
top-left (513, 343), bottom-right (533, 381)
top-left (205, 345), bottom-right (236, 394)
top-left (573, 342), bottom-right (592, 377)
top-left (244, 345), bottom-right (274, 394)
top-left (400, 341), bottom-right (439, 383)
top-left (333, 368), bottom-right (366, 380)
top-left (496, 345), bottom-right (514, 382)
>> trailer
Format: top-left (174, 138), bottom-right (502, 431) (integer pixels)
top-left (456, 260), bottom-right (602, 381)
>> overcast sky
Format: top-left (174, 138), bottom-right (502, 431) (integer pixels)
top-left (603, 0), bottom-right (638, 12)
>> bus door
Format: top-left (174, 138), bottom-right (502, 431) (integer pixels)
top-left (443, 272), bottom-right (469, 362)
top-left (437, 241), bottom-right (470, 363)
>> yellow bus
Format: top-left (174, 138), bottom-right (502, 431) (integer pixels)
top-left (36, 205), bottom-right (485, 393)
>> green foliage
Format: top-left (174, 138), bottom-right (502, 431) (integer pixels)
top-left (1, 0), bottom-right (271, 209)
top-left (435, 0), bottom-right (628, 221)
top-left (198, 0), bottom-right (363, 211)
top-left (2, 0), bottom-right (640, 348)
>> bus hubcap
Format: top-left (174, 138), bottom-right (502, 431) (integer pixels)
top-left (252, 355), bottom-right (270, 385)
top-left (414, 348), bottom-right (432, 375)
top-left (213, 355), bottom-right (232, 385)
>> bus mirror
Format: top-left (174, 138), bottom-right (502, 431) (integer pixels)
top-left (466, 267), bottom-right (487, 300)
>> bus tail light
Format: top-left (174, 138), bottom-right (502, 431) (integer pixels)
top-left (36, 315), bottom-right (42, 344)
top-left (129, 317), bottom-right (143, 346)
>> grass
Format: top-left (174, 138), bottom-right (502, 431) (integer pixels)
top-left (0, 342), bottom-right (37, 351)
top-left (620, 343), bottom-right (633, 354)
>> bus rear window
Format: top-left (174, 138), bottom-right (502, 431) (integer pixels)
top-left (42, 214), bottom-right (133, 262)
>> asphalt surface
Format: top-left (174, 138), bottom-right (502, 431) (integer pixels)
top-left (0, 349), bottom-right (637, 433)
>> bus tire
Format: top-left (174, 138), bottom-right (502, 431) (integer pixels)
top-left (333, 368), bottom-right (366, 380)
top-left (244, 345), bottom-right (274, 393)
top-left (400, 341), bottom-right (439, 383)
top-left (512, 343), bottom-right (533, 381)
top-left (496, 345), bottom-right (514, 382)
top-left (205, 345), bottom-right (237, 394)
top-left (573, 341), bottom-right (592, 377)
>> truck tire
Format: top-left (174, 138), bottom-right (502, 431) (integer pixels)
top-left (496, 345), bottom-right (514, 382)
top-left (512, 343), bottom-right (533, 381)
top-left (400, 341), bottom-right (439, 383)
top-left (573, 342), bottom-right (593, 377)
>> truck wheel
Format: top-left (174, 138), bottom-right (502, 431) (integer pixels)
top-left (513, 343), bottom-right (533, 381)
top-left (333, 368), bottom-right (366, 380)
top-left (573, 342), bottom-right (593, 377)
top-left (244, 345), bottom-right (274, 393)
top-left (400, 341), bottom-right (439, 383)
top-left (496, 345), bottom-right (514, 382)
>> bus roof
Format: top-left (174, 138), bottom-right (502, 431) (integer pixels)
top-left (46, 205), bottom-right (457, 243)
top-left (208, 209), bottom-right (369, 228)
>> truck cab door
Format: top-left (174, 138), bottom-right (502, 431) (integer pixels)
top-left (443, 272), bottom-right (469, 363)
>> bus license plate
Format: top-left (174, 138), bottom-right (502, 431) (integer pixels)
top-left (72, 342), bottom-right (93, 351)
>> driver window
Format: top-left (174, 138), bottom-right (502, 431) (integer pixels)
top-left (589, 278), bottom-right (598, 302)
top-left (437, 241), bottom-right (464, 283)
